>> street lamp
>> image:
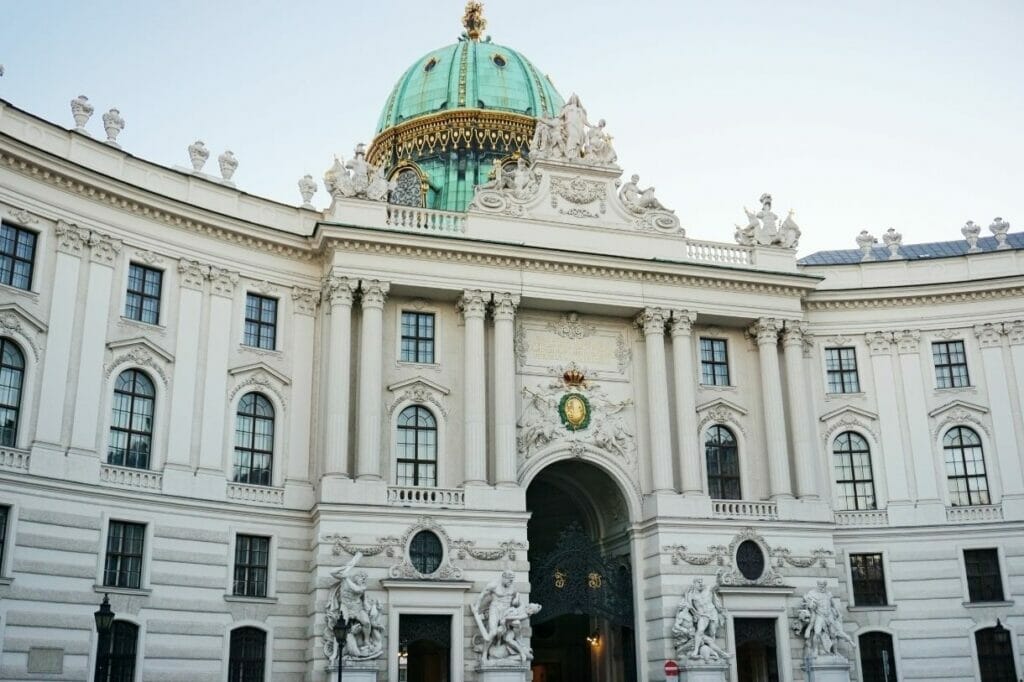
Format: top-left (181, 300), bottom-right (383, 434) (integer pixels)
top-left (93, 594), bottom-right (115, 682)
top-left (332, 619), bottom-right (350, 682)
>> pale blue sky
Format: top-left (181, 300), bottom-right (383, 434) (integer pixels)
top-left (2, 0), bottom-right (1022, 255)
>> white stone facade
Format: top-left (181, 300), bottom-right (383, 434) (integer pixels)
top-left (0, 93), bottom-right (1021, 682)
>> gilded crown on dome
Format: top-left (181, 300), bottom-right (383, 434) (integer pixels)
top-left (462, 1), bottom-right (487, 41)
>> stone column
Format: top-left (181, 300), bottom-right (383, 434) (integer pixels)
top-left (460, 290), bottom-right (490, 486)
top-left (638, 308), bottom-right (674, 493)
top-left (355, 280), bottom-right (389, 480)
top-left (492, 292), bottom-right (520, 487)
top-left (35, 221), bottom-right (90, 447)
top-left (165, 259), bottom-right (209, 470)
top-left (749, 318), bottom-right (792, 499)
top-left (322, 275), bottom-right (358, 479)
top-left (975, 324), bottom-right (1024, 500)
top-left (782, 321), bottom-right (818, 499)
top-left (69, 232), bottom-right (122, 452)
top-left (287, 287), bottom-right (320, 484)
top-left (197, 267), bottom-right (238, 474)
top-left (864, 332), bottom-right (911, 503)
top-left (670, 310), bottom-right (703, 495)
top-left (894, 330), bottom-right (940, 502)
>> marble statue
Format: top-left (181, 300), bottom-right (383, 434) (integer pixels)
top-left (511, 158), bottom-right (537, 195)
top-left (298, 174), bottom-right (317, 208)
top-left (101, 109), bottom-right (125, 147)
top-left (480, 158), bottom-right (514, 192)
top-left (324, 144), bottom-right (394, 202)
top-left (855, 230), bottom-right (877, 261)
top-left (673, 578), bottom-right (731, 662)
top-left (529, 116), bottom-right (565, 160)
top-left (734, 193), bottom-right (801, 248)
top-left (619, 174), bottom-right (666, 212)
top-left (584, 119), bottom-right (617, 165)
top-left (70, 95), bottom-right (94, 133)
top-left (989, 217), bottom-right (1010, 249)
top-left (882, 227), bottom-right (902, 260)
top-left (961, 220), bottom-right (981, 252)
top-left (471, 570), bottom-right (541, 665)
top-left (559, 93), bottom-right (592, 159)
top-left (323, 552), bottom-right (384, 663)
top-left (218, 151), bottom-right (238, 182)
top-left (527, 95), bottom-right (617, 167)
top-left (793, 580), bottom-right (856, 660)
top-left (188, 140), bottom-right (210, 173)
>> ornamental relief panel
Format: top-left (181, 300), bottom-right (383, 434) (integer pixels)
top-left (515, 312), bottom-right (632, 381)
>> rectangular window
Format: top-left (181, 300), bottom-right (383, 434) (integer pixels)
top-left (0, 222), bottom-right (37, 291)
top-left (964, 548), bottom-right (1004, 602)
top-left (850, 553), bottom-right (887, 606)
top-left (124, 263), bottom-right (163, 324)
top-left (699, 338), bottom-right (730, 386)
top-left (400, 311), bottom-right (435, 364)
top-left (825, 347), bottom-right (860, 393)
top-left (244, 294), bottom-right (277, 350)
top-left (0, 505), bottom-right (8, 571)
top-left (104, 521), bottom-right (145, 589)
top-left (233, 534), bottom-right (270, 598)
top-left (933, 340), bottom-right (970, 388)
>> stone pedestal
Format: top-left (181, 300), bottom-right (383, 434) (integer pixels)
top-left (476, 664), bottom-right (530, 682)
top-left (801, 655), bottom-right (853, 682)
top-left (679, 659), bottom-right (730, 682)
top-left (328, 660), bottom-right (379, 682)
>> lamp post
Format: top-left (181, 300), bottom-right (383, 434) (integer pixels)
top-left (332, 619), bottom-right (350, 682)
top-left (93, 594), bottom-right (115, 682)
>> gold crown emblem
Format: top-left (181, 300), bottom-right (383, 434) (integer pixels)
top-left (563, 367), bottom-right (586, 387)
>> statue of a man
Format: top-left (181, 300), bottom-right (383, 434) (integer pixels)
top-left (619, 174), bottom-right (666, 212)
top-left (673, 578), bottom-right (730, 661)
top-left (472, 570), bottom-right (538, 663)
top-left (585, 119), bottom-right (617, 165)
top-left (530, 116), bottom-right (564, 159)
top-left (795, 580), bottom-right (855, 658)
top-left (324, 552), bottom-right (383, 662)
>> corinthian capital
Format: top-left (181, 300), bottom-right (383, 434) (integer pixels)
top-left (1006, 320), bottom-right (1024, 346)
top-left (323, 275), bottom-right (358, 307)
top-left (669, 310), bottom-right (696, 336)
top-left (973, 322), bottom-right (1005, 349)
top-left (55, 220), bottom-right (90, 255)
top-left (635, 307), bottom-right (669, 336)
top-left (292, 286), bottom-right (321, 316)
top-left (208, 266), bottom-right (239, 297)
top-left (359, 279), bottom-right (390, 308)
top-left (894, 329), bottom-right (920, 354)
top-left (782, 320), bottom-right (807, 347)
top-left (178, 258), bottom-right (210, 290)
top-left (748, 318), bottom-right (781, 346)
top-left (491, 292), bottom-right (520, 322)
top-left (88, 230), bottom-right (122, 266)
top-left (458, 289), bottom-right (489, 320)
top-left (864, 331), bottom-right (893, 355)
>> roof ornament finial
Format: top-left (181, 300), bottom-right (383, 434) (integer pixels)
top-left (462, 1), bottom-right (486, 41)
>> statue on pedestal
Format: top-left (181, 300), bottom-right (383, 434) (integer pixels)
top-left (471, 571), bottom-right (541, 665)
top-left (673, 578), bottom-right (731, 662)
top-left (792, 580), bottom-right (856, 660)
top-left (527, 94), bottom-right (617, 167)
top-left (734, 193), bottom-right (801, 248)
top-left (323, 552), bottom-right (384, 664)
top-left (324, 144), bottom-right (395, 202)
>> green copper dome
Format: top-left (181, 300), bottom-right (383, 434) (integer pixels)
top-left (376, 39), bottom-right (564, 133)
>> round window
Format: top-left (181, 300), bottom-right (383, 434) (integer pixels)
top-left (409, 530), bottom-right (443, 575)
top-left (736, 540), bottom-right (765, 581)
top-left (424, 58), bottom-right (438, 73)
top-left (492, 54), bottom-right (507, 67)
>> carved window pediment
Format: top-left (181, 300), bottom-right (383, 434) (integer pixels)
top-left (929, 399), bottom-right (991, 440)
top-left (0, 302), bottom-right (47, 360)
top-left (696, 398), bottom-right (748, 436)
top-left (104, 337), bottom-right (174, 385)
top-left (227, 362), bottom-right (290, 409)
top-left (387, 376), bottom-right (450, 417)
top-left (818, 405), bottom-right (879, 442)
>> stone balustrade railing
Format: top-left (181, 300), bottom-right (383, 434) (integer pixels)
top-left (387, 486), bottom-right (465, 509)
top-left (100, 464), bottom-right (163, 491)
top-left (834, 509), bottom-right (890, 527)
top-left (685, 239), bottom-right (754, 266)
top-left (946, 504), bottom-right (1003, 523)
top-left (711, 499), bottom-right (778, 520)
top-left (387, 206), bottom-right (467, 234)
top-left (0, 447), bottom-right (30, 472)
top-left (227, 482), bottom-right (285, 506)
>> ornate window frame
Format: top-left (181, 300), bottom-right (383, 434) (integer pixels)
top-left (394, 301), bottom-right (443, 369)
top-left (387, 517), bottom-right (462, 581)
top-left (226, 362), bottom-right (290, 487)
top-left (717, 528), bottom-right (783, 587)
top-left (819, 406), bottom-right (888, 510)
top-left (101, 340), bottom-right (172, 470)
top-left (387, 376), bottom-right (449, 486)
top-left (697, 398), bottom-right (749, 497)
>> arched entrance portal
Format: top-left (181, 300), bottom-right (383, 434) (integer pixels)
top-left (526, 460), bottom-right (637, 682)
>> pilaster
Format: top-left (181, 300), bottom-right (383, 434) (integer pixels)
top-left (287, 286), bottom-right (319, 486)
top-left (863, 332), bottom-right (912, 512)
top-left (974, 323), bottom-right (1024, 516)
top-left (322, 275), bottom-right (358, 487)
top-left (782, 321), bottom-right (818, 499)
top-left (196, 266), bottom-right (238, 491)
top-left (669, 310), bottom-right (703, 496)
top-left (637, 307), bottom-right (674, 493)
top-left (356, 279), bottom-right (389, 480)
top-left (492, 292), bottom-right (520, 487)
top-left (748, 318), bottom-right (792, 499)
top-left (460, 290), bottom-right (490, 486)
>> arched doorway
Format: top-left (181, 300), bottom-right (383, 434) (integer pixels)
top-left (526, 460), bottom-right (637, 682)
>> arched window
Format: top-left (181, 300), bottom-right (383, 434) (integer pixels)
top-left (396, 406), bottom-right (437, 487)
top-left (108, 369), bottom-right (155, 469)
top-left (976, 623), bottom-right (1017, 682)
top-left (944, 426), bottom-right (990, 506)
top-left (390, 168), bottom-right (424, 207)
top-left (858, 631), bottom-right (897, 682)
top-left (705, 425), bottom-right (740, 500)
top-left (228, 627), bottom-right (266, 682)
top-left (101, 620), bottom-right (138, 681)
top-left (0, 338), bottom-right (25, 447)
top-left (833, 431), bottom-right (876, 511)
top-left (234, 393), bottom-right (274, 486)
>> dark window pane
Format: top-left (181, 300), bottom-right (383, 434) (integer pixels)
top-left (233, 534), bottom-right (271, 597)
top-left (409, 530), bottom-right (443, 575)
top-left (705, 425), bottom-right (740, 499)
top-left (850, 553), bottom-right (887, 606)
top-left (396, 405), bottom-right (437, 486)
top-left (104, 521), bottom-right (145, 589)
top-left (699, 338), bottom-right (729, 386)
top-left (833, 432), bottom-right (876, 511)
top-left (0, 339), bottom-right (25, 447)
top-left (964, 549), bottom-right (1004, 602)
top-left (0, 223), bottom-right (36, 291)
top-left (944, 427), bottom-right (989, 507)
top-left (107, 370), bottom-right (155, 469)
top-left (233, 393), bottom-right (274, 486)
top-left (859, 631), bottom-right (897, 682)
top-left (228, 627), bottom-right (266, 682)
top-left (400, 311), bottom-right (436, 363)
top-left (244, 294), bottom-right (277, 350)
top-left (976, 625), bottom-right (1016, 682)
top-left (933, 340), bottom-right (970, 388)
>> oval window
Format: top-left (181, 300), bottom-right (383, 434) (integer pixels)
top-left (424, 58), bottom-right (438, 73)
top-left (409, 530), bottom-right (443, 575)
top-left (736, 540), bottom-right (765, 581)
top-left (492, 54), bottom-right (507, 68)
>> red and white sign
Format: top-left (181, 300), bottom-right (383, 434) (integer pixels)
top-left (664, 659), bottom-right (680, 679)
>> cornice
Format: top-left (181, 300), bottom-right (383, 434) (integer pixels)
top-left (805, 278), bottom-right (1024, 310)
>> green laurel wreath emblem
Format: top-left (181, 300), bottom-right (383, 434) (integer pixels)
top-left (558, 392), bottom-right (591, 431)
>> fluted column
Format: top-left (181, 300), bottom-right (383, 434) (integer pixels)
top-left (670, 310), bottom-right (703, 495)
top-left (322, 275), bottom-right (358, 479)
top-left (493, 292), bottom-right (520, 487)
top-left (782, 321), bottom-right (818, 498)
top-left (166, 259), bottom-right (209, 469)
top-left (638, 308), bottom-right (674, 493)
top-left (894, 330), bottom-right (940, 502)
top-left (750, 318), bottom-right (792, 499)
top-left (460, 290), bottom-right (489, 486)
top-left (975, 324), bottom-right (1024, 499)
top-left (356, 279), bottom-right (389, 480)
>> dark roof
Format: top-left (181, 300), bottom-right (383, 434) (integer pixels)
top-left (799, 232), bottom-right (1024, 266)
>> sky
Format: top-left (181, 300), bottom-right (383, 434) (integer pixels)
top-left (2, 0), bottom-right (1022, 256)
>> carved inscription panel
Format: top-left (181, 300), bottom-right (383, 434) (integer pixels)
top-left (515, 312), bottom-right (632, 380)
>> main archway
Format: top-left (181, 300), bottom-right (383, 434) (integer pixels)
top-left (526, 460), bottom-right (637, 682)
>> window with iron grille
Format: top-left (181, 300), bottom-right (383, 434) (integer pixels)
top-left (699, 338), bottom-right (730, 386)
top-left (233, 393), bottom-right (274, 486)
top-left (234, 535), bottom-right (270, 598)
top-left (243, 294), bottom-right (277, 350)
top-left (228, 627), bottom-right (266, 682)
top-left (833, 431), bottom-right (876, 511)
top-left (101, 620), bottom-right (138, 682)
top-left (124, 263), bottom-right (162, 325)
top-left (850, 553), bottom-right (887, 606)
top-left (0, 505), bottom-right (8, 571)
top-left (396, 405), bottom-right (437, 487)
top-left (964, 549), bottom-right (1004, 603)
top-left (705, 425), bottom-right (740, 500)
top-left (0, 338), bottom-right (25, 447)
top-left (976, 624), bottom-right (1017, 682)
top-left (108, 369), bottom-right (155, 469)
top-left (401, 311), bottom-right (435, 363)
top-left (104, 521), bottom-right (145, 589)
top-left (858, 631), bottom-right (897, 682)
top-left (944, 427), bottom-right (990, 507)
top-left (825, 347), bottom-right (860, 393)
top-left (409, 530), bottom-right (443, 575)
top-left (0, 222), bottom-right (36, 291)
top-left (932, 340), bottom-right (970, 388)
